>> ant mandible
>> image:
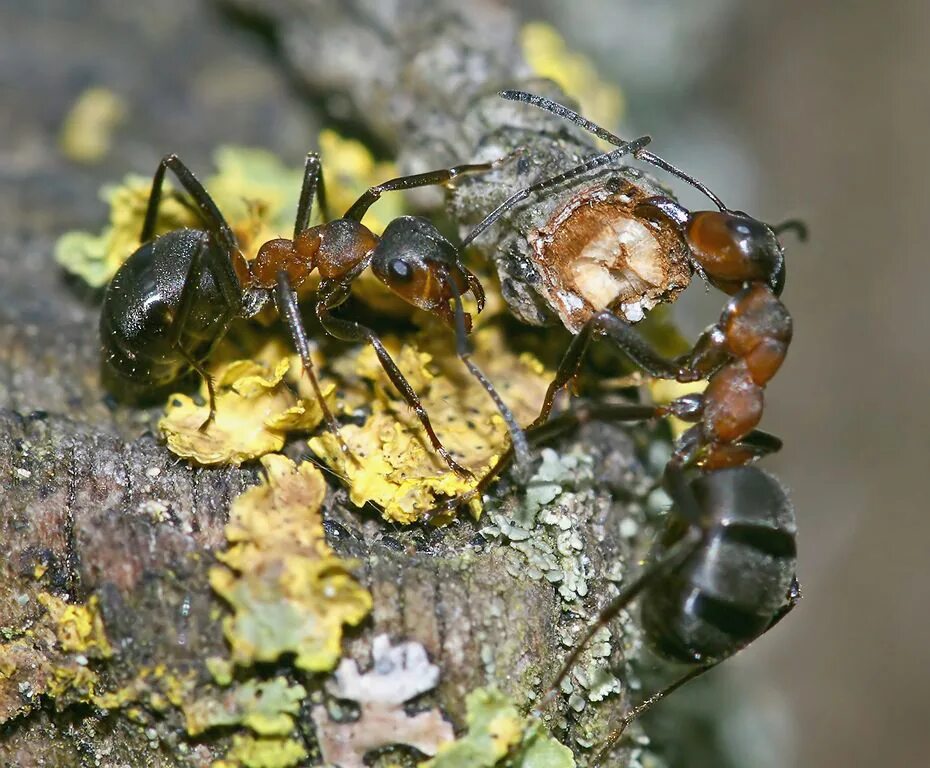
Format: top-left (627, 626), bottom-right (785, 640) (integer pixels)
top-left (101, 135), bottom-right (652, 480)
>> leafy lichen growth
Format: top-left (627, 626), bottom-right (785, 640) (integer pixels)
top-left (58, 86), bottom-right (127, 164)
top-left (420, 687), bottom-right (574, 768)
top-left (310, 325), bottom-right (551, 523)
top-left (209, 453), bottom-right (372, 671)
top-left (159, 357), bottom-right (333, 466)
top-left (36, 593), bottom-right (113, 658)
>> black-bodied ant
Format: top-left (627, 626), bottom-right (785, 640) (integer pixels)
top-left (100, 136), bottom-right (652, 480)
top-left (533, 418), bottom-right (800, 761)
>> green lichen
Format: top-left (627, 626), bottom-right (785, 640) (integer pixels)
top-left (184, 677), bottom-right (306, 737)
top-left (481, 448), bottom-right (623, 712)
top-left (420, 688), bottom-right (574, 768)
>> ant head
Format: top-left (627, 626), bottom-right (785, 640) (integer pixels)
top-left (637, 198), bottom-right (786, 296)
top-left (371, 216), bottom-right (485, 329)
top-left (686, 211), bottom-right (786, 296)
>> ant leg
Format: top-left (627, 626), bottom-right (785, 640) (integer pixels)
top-left (461, 135), bottom-right (651, 248)
top-left (422, 401), bottom-right (658, 522)
top-left (168, 233), bottom-right (219, 431)
top-left (316, 298), bottom-right (474, 480)
top-left (535, 310), bottom-right (684, 427)
top-left (344, 157), bottom-right (511, 222)
top-left (274, 271), bottom-right (356, 464)
top-left (534, 535), bottom-right (704, 713)
top-left (446, 269), bottom-right (532, 481)
top-left (592, 662), bottom-right (718, 763)
top-left (293, 153), bottom-right (331, 237)
top-left (772, 219), bottom-right (809, 241)
top-left (499, 90), bottom-right (729, 211)
top-left (593, 575), bottom-right (801, 761)
top-left (534, 463), bottom-right (704, 714)
top-left (140, 154), bottom-right (237, 253)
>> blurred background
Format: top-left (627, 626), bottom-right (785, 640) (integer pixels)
top-left (2, 1), bottom-right (926, 766)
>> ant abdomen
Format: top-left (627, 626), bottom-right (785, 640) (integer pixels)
top-left (641, 466), bottom-right (797, 664)
top-left (100, 228), bottom-right (240, 386)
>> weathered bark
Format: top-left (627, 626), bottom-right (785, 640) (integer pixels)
top-left (0, 1), bottom-right (718, 766)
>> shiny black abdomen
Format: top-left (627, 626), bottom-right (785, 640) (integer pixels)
top-left (100, 229), bottom-right (239, 386)
top-left (641, 466), bottom-right (797, 663)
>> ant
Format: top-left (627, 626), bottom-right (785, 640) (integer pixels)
top-left (537, 432), bottom-right (799, 762)
top-left (100, 135), bottom-right (652, 480)
top-left (423, 91), bottom-right (805, 518)
top-left (423, 91), bottom-right (806, 518)
top-left (499, 89), bottom-right (808, 474)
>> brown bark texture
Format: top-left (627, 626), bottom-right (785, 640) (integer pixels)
top-left (0, 1), bottom-right (733, 767)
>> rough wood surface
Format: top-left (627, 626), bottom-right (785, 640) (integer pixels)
top-left (0, 2), bottom-right (716, 766)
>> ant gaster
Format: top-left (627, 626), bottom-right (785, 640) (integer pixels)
top-left (538, 437), bottom-right (800, 761)
top-left (102, 153), bottom-right (511, 476)
top-left (101, 137), bottom-right (652, 480)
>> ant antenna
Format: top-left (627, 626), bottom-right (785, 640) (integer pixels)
top-left (446, 269), bottom-right (532, 480)
top-left (772, 218), bottom-right (809, 241)
top-left (460, 134), bottom-right (652, 248)
top-left (499, 90), bottom-right (729, 212)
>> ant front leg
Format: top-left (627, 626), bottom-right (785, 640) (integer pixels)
top-left (140, 154), bottom-right (237, 253)
top-left (273, 271), bottom-right (356, 463)
top-left (535, 310), bottom-right (684, 428)
top-left (315, 288), bottom-right (474, 480)
top-left (343, 158), bottom-right (511, 222)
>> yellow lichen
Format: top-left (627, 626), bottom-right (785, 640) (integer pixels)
top-left (184, 677), bottom-right (306, 737)
top-left (38, 593), bottom-right (112, 658)
top-left (59, 86), bottom-right (127, 164)
top-left (217, 734), bottom-right (308, 768)
top-left (209, 454), bottom-right (372, 671)
top-left (159, 358), bottom-right (333, 466)
top-left (521, 21), bottom-right (623, 131)
top-left (310, 324), bottom-right (551, 524)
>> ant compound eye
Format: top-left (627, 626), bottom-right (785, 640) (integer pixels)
top-left (387, 257), bottom-right (414, 282)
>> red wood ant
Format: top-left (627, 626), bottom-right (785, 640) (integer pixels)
top-left (499, 89), bottom-right (807, 473)
top-left (423, 92), bottom-right (804, 517)
top-left (101, 136), bottom-right (652, 479)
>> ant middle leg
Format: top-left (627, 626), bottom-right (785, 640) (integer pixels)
top-left (316, 292), bottom-right (474, 480)
top-left (535, 310), bottom-right (685, 427)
